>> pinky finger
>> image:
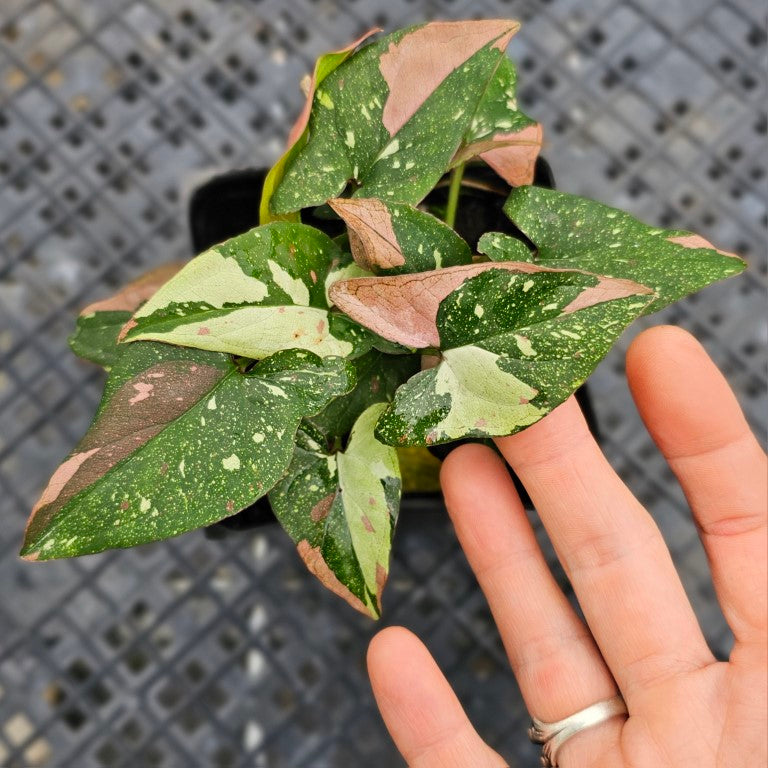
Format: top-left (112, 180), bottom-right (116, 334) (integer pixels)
top-left (368, 627), bottom-right (507, 767)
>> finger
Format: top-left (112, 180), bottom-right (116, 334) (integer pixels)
top-left (441, 445), bottom-right (625, 767)
top-left (626, 326), bottom-right (768, 644)
top-left (367, 626), bottom-right (506, 768)
top-left (495, 398), bottom-right (714, 700)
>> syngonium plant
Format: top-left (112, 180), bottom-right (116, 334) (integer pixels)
top-left (22, 20), bottom-right (745, 618)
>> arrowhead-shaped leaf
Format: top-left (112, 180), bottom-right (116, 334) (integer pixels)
top-left (121, 222), bottom-right (366, 359)
top-left (269, 404), bottom-right (401, 618)
top-left (328, 261), bottom-right (648, 349)
top-left (374, 268), bottom-right (654, 445)
top-left (484, 187), bottom-right (746, 313)
top-left (328, 198), bottom-right (472, 274)
top-left (21, 344), bottom-right (354, 561)
top-left (260, 29), bottom-right (380, 224)
top-left (270, 20), bottom-right (527, 214)
top-left (69, 262), bottom-right (185, 369)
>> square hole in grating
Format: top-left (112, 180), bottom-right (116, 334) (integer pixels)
top-left (122, 644), bottom-right (152, 676)
top-left (94, 740), bottom-right (119, 767)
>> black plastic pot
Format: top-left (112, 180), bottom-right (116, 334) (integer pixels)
top-left (193, 159), bottom-right (599, 532)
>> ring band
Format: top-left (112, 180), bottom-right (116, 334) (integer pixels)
top-left (528, 695), bottom-right (628, 767)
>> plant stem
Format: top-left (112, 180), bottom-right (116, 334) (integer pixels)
top-left (444, 163), bottom-right (465, 229)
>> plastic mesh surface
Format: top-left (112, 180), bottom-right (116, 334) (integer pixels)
top-left (0, 1), bottom-right (766, 766)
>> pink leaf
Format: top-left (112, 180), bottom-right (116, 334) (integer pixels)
top-left (80, 262), bottom-right (185, 315)
top-left (329, 262), bottom-right (651, 348)
top-left (328, 198), bottom-right (404, 271)
top-left (379, 20), bottom-right (520, 137)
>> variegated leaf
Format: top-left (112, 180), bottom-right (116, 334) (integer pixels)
top-left (307, 349), bottom-right (420, 439)
top-left (486, 186), bottom-right (746, 313)
top-left (328, 197), bottom-right (472, 274)
top-left (70, 262), bottom-right (185, 369)
top-left (21, 344), bottom-right (355, 561)
top-left (374, 268), bottom-right (654, 445)
top-left (122, 222), bottom-right (367, 359)
top-left (269, 404), bottom-right (401, 618)
top-left (328, 261), bottom-right (648, 349)
top-left (270, 20), bottom-right (526, 214)
top-left (451, 57), bottom-right (542, 186)
top-left (260, 29), bottom-right (380, 224)
top-left (69, 310), bottom-right (131, 369)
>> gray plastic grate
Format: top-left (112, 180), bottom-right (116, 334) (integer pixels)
top-left (0, 1), bottom-right (766, 766)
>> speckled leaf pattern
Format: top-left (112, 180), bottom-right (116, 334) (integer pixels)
top-left (497, 186), bottom-right (746, 313)
top-left (451, 57), bottom-right (542, 186)
top-left (374, 268), bottom-right (654, 445)
top-left (307, 349), bottom-right (420, 439)
top-left (69, 310), bottom-right (131, 369)
top-left (328, 260), bottom-right (650, 349)
top-left (122, 222), bottom-right (365, 359)
top-left (269, 404), bottom-right (401, 618)
top-left (259, 29), bottom-right (380, 225)
top-left (21, 344), bottom-right (354, 561)
top-left (328, 198), bottom-right (472, 274)
top-left (270, 20), bottom-right (522, 214)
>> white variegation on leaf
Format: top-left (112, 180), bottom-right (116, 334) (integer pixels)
top-left (374, 268), bottom-right (655, 445)
top-left (269, 404), bottom-right (401, 618)
top-left (21, 344), bottom-right (355, 561)
top-left (121, 222), bottom-right (365, 359)
top-left (496, 186), bottom-right (746, 313)
top-left (270, 20), bottom-right (539, 213)
top-left (329, 261), bottom-right (649, 349)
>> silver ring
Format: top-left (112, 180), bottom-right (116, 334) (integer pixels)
top-left (528, 695), bottom-right (628, 767)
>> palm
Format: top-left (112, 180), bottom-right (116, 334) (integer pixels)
top-left (619, 661), bottom-right (759, 767)
top-left (367, 328), bottom-right (767, 768)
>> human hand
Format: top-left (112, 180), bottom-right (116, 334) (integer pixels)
top-left (367, 326), bottom-right (767, 767)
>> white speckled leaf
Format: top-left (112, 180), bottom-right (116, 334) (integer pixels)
top-left (494, 186), bottom-right (746, 313)
top-left (328, 197), bottom-right (472, 274)
top-left (21, 344), bottom-right (354, 561)
top-left (270, 20), bottom-right (525, 214)
top-left (451, 57), bottom-right (542, 186)
top-left (260, 29), bottom-right (380, 224)
top-left (122, 222), bottom-right (366, 359)
top-left (307, 349), bottom-right (420, 439)
top-left (374, 268), bottom-right (654, 445)
top-left (269, 404), bottom-right (401, 618)
top-left (328, 261), bottom-right (649, 349)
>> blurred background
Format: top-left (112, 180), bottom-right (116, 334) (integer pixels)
top-left (0, 1), bottom-right (765, 766)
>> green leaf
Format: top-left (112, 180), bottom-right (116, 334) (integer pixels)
top-left (270, 20), bottom-right (524, 214)
top-left (307, 349), bottom-right (420, 439)
top-left (69, 262), bottom-right (185, 369)
top-left (122, 222), bottom-right (366, 359)
top-left (497, 187), bottom-right (746, 313)
top-left (451, 57), bottom-right (542, 186)
top-left (374, 268), bottom-right (654, 445)
top-left (328, 197), bottom-right (472, 274)
top-left (69, 310), bottom-right (131, 369)
top-left (21, 343), bottom-right (355, 561)
top-left (477, 231), bottom-right (533, 263)
top-left (260, 29), bottom-right (380, 224)
top-left (328, 261), bottom-right (651, 350)
top-left (269, 403), bottom-right (401, 618)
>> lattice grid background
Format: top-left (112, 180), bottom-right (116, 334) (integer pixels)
top-left (0, 0), bottom-right (765, 766)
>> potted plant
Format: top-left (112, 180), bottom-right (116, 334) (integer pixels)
top-left (21, 20), bottom-right (744, 620)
